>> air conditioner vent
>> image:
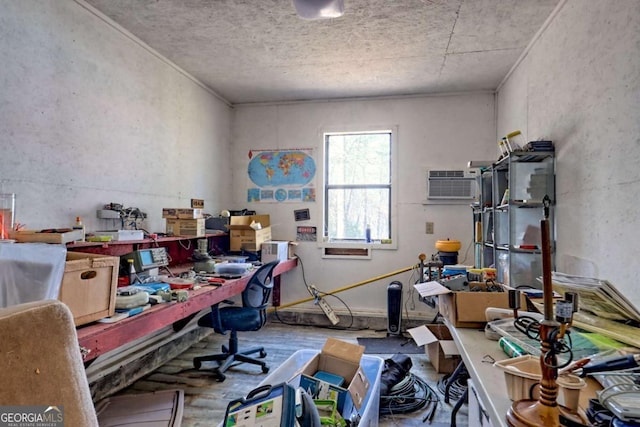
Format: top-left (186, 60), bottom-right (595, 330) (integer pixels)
top-left (427, 170), bottom-right (476, 200)
top-left (429, 170), bottom-right (466, 179)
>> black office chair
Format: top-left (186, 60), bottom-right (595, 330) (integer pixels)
top-left (193, 260), bottom-right (279, 382)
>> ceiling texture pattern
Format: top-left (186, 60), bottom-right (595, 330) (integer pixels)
top-left (84, 0), bottom-right (560, 104)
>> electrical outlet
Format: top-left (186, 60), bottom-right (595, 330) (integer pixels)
top-left (425, 222), bottom-right (434, 234)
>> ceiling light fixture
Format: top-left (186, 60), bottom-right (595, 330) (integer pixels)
top-left (293, 0), bottom-right (344, 20)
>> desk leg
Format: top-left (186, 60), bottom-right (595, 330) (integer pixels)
top-left (272, 276), bottom-right (281, 307)
top-left (451, 388), bottom-right (469, 427)
top-left (444, 361), bottom-right (467, 404)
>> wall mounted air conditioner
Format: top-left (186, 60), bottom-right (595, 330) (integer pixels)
top-left (427, 170), bottom-right (477, 200)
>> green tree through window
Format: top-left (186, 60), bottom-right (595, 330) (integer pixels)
top-left (324, 131), bottom-right (392, 242)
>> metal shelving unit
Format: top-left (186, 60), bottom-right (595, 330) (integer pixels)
top-left (472, 151), bottom-right (555, 288)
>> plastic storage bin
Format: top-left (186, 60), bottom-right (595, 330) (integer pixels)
top-left (258, 349), bottom-right (384, 427)
top-left (0, 243), bottom-right (67, 308)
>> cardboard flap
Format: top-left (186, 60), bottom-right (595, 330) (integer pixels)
top-left (322, 337), bottom-right (365, 364)
top-left (413, 281), bottom-right (452, 298)
top-left (407, 325), bottom-right (438, 347)
top-left (348, 366), bottom-right (369, 410)
top-left (440, 341), bottom-right (460, 357)
top-left (228, 215), bottom-right (271, 230)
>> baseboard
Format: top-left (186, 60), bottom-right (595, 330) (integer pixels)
top-left (269, 308), bottom-right (439, 332)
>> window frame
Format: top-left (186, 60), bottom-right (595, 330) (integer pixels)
top-left (319, 125), bottom-right (398, 251)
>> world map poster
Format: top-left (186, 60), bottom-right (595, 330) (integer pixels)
top-left (246, 148), bottom-right (316, 203)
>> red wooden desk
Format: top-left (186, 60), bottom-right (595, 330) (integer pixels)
top-left (77, 258), bottom-right (297, 363)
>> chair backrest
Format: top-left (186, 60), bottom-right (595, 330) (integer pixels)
top-left (242, 260), bottom-right (279, 310)
top-left (0, 300), bottom-right (99, 426)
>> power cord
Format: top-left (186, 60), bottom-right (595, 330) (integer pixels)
top-left (271, 255), bottom-right (366, 331)
top-left (380, 373), bottom-right (440, 422)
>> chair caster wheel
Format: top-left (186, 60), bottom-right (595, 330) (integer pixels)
top-left (194, 360), bottom-right (202, 370)
top-left (259, 350), bottom-right (267, 358)
top-left (213, 370), bottom-right (226, 382)
top-left (262, 366), bottom-right (270, 374)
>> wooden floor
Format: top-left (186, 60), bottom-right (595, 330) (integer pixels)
top-left (115, 321), bottom-right (469, 427)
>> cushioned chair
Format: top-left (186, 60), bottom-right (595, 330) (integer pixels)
top-left (0, 300), bottom-right (99, 426)
top-left (194, 260), bottom-right (279, 382)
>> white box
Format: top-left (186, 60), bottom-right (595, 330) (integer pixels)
top-left (260, 241), bottom-right (289, 263)
top-left (94, 230), bottom-right (144, 241)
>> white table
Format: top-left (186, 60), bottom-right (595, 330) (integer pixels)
top-left (444, 320), bottom-right (513, 427)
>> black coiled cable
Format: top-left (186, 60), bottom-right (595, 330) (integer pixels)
top-left (379, 373), bottom-right (440, 422)
top-left (437, 371), bottom-right (468, 402)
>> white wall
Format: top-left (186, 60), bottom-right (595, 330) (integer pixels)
top-left (233, 94), bottom-right (496, 317)
top-left (0, 1), bottom-right (233, 234)
top-left (497, 1), bottom-right (640, 307)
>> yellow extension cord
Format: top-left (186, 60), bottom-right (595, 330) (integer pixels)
top-left (267, 263), bottom-right (420, 313)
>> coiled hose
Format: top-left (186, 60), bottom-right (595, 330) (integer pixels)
top-left (380, 372), bottom-right (440, 422)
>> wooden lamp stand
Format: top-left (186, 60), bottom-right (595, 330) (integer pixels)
top-left (506, 196), bottom-right (585, 427)
top-left (506, 322), bottom-right (583, 426)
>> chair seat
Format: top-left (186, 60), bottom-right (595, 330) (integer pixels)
top-left (197, 306), bottom-right (263, 332)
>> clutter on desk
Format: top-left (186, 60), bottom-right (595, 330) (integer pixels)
top-left (214, 262), bottom-right (253, 275)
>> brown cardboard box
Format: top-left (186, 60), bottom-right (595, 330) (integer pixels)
top-left (408, 324), bottom-right (461, 374)
top-left (438, 290), bottom-right (527, 328)
top-left (165, 218), bottom-right (205, 237)
top-left (228, 215), bottom-right (271, 252)
top-left (162, 208), bottom-right (204, 219)
top-left (59, 252), bottom-right (119, 326)
top-left (297, 338), bottom-right (370, 411)
top-left (11, 229), bottom-right (83, 244)
top-left (414, 280), bottom-right (527, 328)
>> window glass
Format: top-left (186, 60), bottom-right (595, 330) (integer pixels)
top-left (324, 131), bottom-right (392, 243)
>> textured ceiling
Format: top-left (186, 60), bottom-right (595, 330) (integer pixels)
top-left (83, 0), bottom-right (560, 104)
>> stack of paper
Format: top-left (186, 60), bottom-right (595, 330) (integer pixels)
top-left (550, 272), bottom-right (640, 322)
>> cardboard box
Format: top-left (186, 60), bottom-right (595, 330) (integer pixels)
top-left (261, 241), bottom-right (289, 263)
top-left (297, 338), bottom-right (370, 413)
top-left (408, 324), bottom-right (461, 374)
top-left (438, 291), bottom-right (527, 328)
top-left (165, 218), bottom-right (205, 237)
top-left (59, 252), bottom-right (119, 326)
top-left (162, 208), bottom-right (204, 219)
top-left (414, 280), bottom-right (527, 328)
top-left (228, 215), bottom-right (271, 252)
top-left (11, 229), bottom-right (83, 244)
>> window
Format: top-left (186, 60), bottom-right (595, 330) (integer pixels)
top-left (322, 129), bottom-right (395, 248)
